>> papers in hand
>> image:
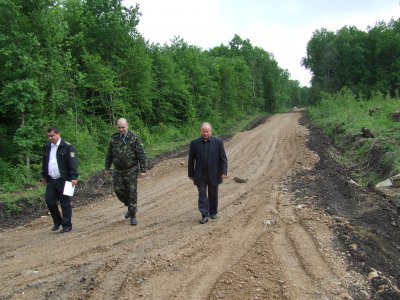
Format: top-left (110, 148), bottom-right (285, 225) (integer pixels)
top-left (63, 181), bottom-right (75, 196)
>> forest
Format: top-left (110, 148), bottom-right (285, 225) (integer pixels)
top-left (0, 0), bottom-right (309, 193)
top-left (1, 0), bottom-right (400, 195)
top-left (303, 18), bottom-right (400, 100)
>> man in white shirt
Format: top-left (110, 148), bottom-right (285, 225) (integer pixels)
top-left (42, 126), bottom-right (78, 233)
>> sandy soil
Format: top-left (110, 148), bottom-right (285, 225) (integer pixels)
top-left (1, 111), bottom-right (399, 299)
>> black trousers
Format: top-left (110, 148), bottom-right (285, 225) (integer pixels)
top-left (196, 180), bottom-right (218, 217)
top-left (45, 178), bottom-right (72, 228)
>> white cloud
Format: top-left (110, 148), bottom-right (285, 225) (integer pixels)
top-left (123, 0), bottom-right (399, 86)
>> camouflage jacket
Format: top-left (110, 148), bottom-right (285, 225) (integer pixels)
top-left (105, 130), bottom-right (147, 172)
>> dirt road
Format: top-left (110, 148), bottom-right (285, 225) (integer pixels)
top-left (0, 111), bottom-right (387, 299)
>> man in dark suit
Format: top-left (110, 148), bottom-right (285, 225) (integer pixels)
top-left (188, 122), bottom-right (228, 224)
top-left (42, 126), bottom-right (78, 233)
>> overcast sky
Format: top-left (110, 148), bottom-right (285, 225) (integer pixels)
top-left (122, 0), bottom-right (399, 86)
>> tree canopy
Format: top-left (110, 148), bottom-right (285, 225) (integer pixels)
top-left (302, 19), bottom-right (400, 100)
top-left (0, 0), bottom-right (307, 191)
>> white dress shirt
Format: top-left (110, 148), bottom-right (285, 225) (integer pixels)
top-left (48, 139), bottom-right (61, 179)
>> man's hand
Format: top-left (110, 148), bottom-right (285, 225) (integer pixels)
top-left (41, 178), bottom-right (47, 185)
top-left (104, 169), bottom-right (112, 176)
top-left (138, 172), bottom-right (146, 178)
top-left (71, 180), bottom-right (78, 186)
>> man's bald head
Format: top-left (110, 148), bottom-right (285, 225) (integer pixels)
top-left (200, 122), bottom-right (212, 140)
top-left (117, 118), bottom-right (129, 135)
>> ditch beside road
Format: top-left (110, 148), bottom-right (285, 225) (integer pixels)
top-left (1, 110), bottom-right (399, 299)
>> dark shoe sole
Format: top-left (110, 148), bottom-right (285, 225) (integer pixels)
top-left (199, 217), bottom-right (209, 224)
top-left (51, 225), bottom-right (61, 231)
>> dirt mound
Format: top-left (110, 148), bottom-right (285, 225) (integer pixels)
top-left (0, 171), bottom-right (115, 230)
top-left (1, 111), bottom-right (400, 300)
top-left (292, 116), bottom-right (400, 298)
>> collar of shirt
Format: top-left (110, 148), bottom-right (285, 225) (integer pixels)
top-left (51, 139), bottom-right (61, 147)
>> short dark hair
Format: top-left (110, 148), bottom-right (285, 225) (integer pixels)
top-left (47, 126), bottom-right (60, 133)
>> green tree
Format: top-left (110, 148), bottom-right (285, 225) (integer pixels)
top-left (303, 19), bottom-right (400, 99)
top-left (369, 19), bottom-right (400, 96)
top-left (0, 0), bottom-right (69, 172)
top-left (148, 44), bottom-right (192, 125)
top-left (334, 26), bottom-right (370, 95)
top-left (302, 28), bottom-right (338, 97)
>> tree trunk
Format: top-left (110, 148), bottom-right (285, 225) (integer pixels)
top-left (21, 112), bottom-right (30, 170)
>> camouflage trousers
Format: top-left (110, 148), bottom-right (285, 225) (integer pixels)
top-left (113, 167), bottom-right (139, 216)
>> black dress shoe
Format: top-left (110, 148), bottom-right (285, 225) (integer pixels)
top-left (51, 225), bottom-right (60, 231)
top-left (130, 216), bottom-right (137, 225)
top-left (61, 227), bottom-right (72, 233)
top-left (199, 216), bottom-right (209, 224)
top-left (210, 214), bottom-right (218, 219)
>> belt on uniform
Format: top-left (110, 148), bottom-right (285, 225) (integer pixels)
top-left (114, 165), bottom-right (138, 173)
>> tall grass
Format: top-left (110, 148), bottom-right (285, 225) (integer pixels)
top-left (308, 88), bottom-right (400, 184)
top-left (0, 112), bottom-right (267, 215)
top-left (144, 112), bottom-right (267, 158)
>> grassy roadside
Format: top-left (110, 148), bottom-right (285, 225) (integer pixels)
top-left (0, 113), bottom-right (269, 217)
top-left (307, 89), bottom-right (400, 185)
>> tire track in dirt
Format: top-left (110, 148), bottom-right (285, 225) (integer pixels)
top-left (68, 115), bottom-right (289, 299)
top-left (0, 112), bottom-right (368, 299)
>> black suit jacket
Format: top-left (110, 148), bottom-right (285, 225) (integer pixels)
top-left (188, 136), bottom-right (228, 186)
top-left (42, 139), bottom-right (78, 181)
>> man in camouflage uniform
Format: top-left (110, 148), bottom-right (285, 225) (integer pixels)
top-left (105, 118), bottom-right (147, 225)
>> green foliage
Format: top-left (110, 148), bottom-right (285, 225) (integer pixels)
top-left (0, 188), bottom-right (45, 217)
top-left (303, 19), bottom-right (400, 101)
top-left (0, 0), bottom-right (307, 213)
top-left (0, 158), bottom-right (34, 192)
top-left (308, 89), bottom-right (400, 184)
top-left (145, 112), bottom-right (267, 159)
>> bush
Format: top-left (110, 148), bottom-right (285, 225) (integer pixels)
top-left (0, 159), bottom-right (33, 192)
top-left (308, 89), bottom-right (400, 184)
